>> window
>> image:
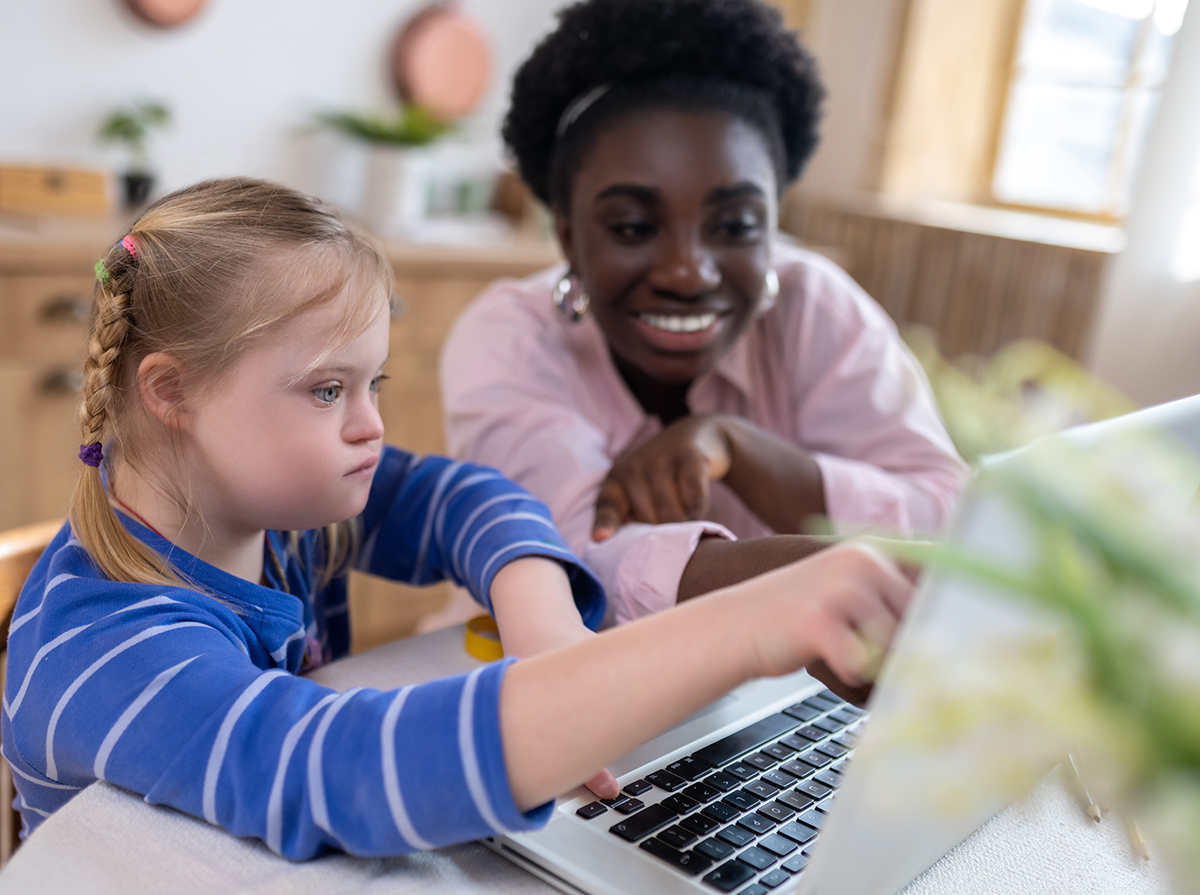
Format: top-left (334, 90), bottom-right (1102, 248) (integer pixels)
top-left (992, 0), bottom-right (1188, 218)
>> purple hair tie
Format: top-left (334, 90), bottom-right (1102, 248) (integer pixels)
top-left (79, 442), bottom-right (104, 467)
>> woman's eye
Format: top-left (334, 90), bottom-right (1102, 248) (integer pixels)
top-left (716, 215), bottom-right (762, 239)
top-left (313, 385), bottom-right (341, 404)
top-left (609, 221), bottom-right (657, 240)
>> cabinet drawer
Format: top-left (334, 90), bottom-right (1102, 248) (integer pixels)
top-left (0, 361), bottom-right (81, 529)
top-left (0, 275), bottom-right (95, 363)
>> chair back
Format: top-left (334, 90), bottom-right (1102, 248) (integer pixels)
top-left (0, 519), bottom-right (62, 864)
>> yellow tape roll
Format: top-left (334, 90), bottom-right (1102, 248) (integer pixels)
top-left (464, 615), bottom-right (505, 662)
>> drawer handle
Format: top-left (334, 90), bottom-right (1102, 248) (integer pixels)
top-left (390, 293), bottom-right (408, 320)
top-left (38, 368), bottom-right (83, 396)
top-left (38, 296), bottom-right (91, 324)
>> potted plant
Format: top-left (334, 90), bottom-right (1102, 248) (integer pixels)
top-left (97, 100), bottom-right (171, 209)
top-left (316, 105), bottom-right (451, 232)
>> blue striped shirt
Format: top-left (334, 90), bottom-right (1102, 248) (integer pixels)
top-left (2, 447), bottom-right (604, 858)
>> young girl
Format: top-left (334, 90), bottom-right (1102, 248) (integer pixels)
top-left (1, 178), bottom-right (912, 861)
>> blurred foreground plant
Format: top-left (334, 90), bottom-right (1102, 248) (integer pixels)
top-left (891, 333), bottom-right (1200, 890)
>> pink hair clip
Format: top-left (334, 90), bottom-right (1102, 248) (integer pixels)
top-left (120, 235), bottom-right (138, 258)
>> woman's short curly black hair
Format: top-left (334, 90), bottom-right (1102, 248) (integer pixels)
top-left (503, 0), bottom-right (825, 208)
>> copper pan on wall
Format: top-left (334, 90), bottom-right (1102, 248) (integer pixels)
top-left (390, 1), bottom-right (491, 121)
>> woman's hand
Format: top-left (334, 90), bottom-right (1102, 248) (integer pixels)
top-left (592, 415), bottom-right (732, 540)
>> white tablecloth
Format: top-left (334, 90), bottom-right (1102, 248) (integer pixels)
top-left (0, 626), bottom-right (1172, 895)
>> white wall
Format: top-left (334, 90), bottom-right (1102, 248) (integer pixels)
top-left (0, 0), bottom-right (563, 196)
top-left (0, 0), bottom-right (896, 204)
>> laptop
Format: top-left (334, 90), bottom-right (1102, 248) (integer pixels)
top-left (484, 394), bottom-right (1200, 895)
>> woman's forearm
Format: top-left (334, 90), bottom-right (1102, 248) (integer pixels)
top-left (719, 416), bottom-right (826, 533)
top-left (677, 535), bottom-right (836, 602)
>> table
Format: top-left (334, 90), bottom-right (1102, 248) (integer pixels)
top-left (0, 625), bottom-right (1171, 895)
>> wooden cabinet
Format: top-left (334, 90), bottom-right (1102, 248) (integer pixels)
top-left (0, 219), bottom-right (559, 653)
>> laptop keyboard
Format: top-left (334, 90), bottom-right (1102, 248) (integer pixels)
top-left (573, 689), bottom-right (866, 894)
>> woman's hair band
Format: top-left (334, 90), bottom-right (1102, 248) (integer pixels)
top-left (556, 83), bottom-right (612, 138)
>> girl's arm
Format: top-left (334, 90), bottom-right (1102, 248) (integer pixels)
top-left (500, 541), bottom-right (912, 809)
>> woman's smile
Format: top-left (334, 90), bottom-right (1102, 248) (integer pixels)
top-left (631, 309), bottom-right (729, 352)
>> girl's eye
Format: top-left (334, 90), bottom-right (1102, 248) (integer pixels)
top-left (370, 374), bottom-right (390, 393)
top-left (313, 385), bottom-right (341, 404)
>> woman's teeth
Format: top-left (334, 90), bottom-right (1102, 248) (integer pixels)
top-left (640, 312), bottom-right (718, 333)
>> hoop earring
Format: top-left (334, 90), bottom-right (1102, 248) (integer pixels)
top-left (763, 268), bottom-right (780, 302)
top-left (551, 273), bottom-right (590, 323)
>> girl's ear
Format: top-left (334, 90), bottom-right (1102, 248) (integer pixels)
top-left (137, 353), bottom-right (187, 430)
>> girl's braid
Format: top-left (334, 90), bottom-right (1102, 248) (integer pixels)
top-left (79, 276), bottom-right (134, 448)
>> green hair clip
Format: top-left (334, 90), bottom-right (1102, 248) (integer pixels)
top-left (94, 258), bottom-right (111, 284)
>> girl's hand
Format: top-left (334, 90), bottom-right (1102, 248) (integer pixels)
top-left (739, 541), bottom-right (915, 687)
top-left (592, 415), bottom-right (732, 540)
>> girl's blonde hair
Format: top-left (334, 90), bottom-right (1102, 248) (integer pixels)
top-left (72, 177), bottom-right (392, 588)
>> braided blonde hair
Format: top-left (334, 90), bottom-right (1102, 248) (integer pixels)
top-left (71, 177), bottom-right (392, 587)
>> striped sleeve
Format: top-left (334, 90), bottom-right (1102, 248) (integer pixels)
top-left (3, 571), bottom-right (551, 858)
top-left (356, 447), bottom-right (606, 629)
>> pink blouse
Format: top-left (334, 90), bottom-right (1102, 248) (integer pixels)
top-left (440, 244), bottom-right (968, 624)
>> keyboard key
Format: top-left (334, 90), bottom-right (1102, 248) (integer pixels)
top-left (639, 837), bottom-right (714, 876)
top-left (609, 803), bottom-right (678, 842)
top-left (797, 809), bottom-right (825, 830)
top-left (647, 770), bottom-right (689, 792)
top-left (743, 752), bottom-right (779, 771)
top-left (839, 703), bottom-right (868, 717)
top-left (668, 756), bottom-right (714, 780)
top-left (762, 769), bottom-right (798, 789)
top-left (623, 779), bottom-right (652, 796)
top-left (716, 825), bottom-right (756, 848)
top-left (763, 742), bottom-right (796, 760)
top-left (816, 689), bottom-right (846, 705)
top-left (757, 801), bottom-right (797, 823)
top-left (722, 790), bottom-right (761, 811)
top-left (796, 780), bottom-right (833, 800)
top-left (816, 798), bottom-right (834, 814)
top-left (831, 760), bottom-right (848, 775)
top-left (658, 825), bottom-right (698, 849)
top-left (814, 770), bottom-right (842, 789)
top-left (692, 713), bottom-right (799, 768)
top-left (777, 791), bottom-right (815, 812)
top-left (815, 741), bottom-right (849, 759)
top-left (757, 832), bottom-right (798, 856)
top-left (830, 709), bottom-right (859, 725)
top-left (813, 716), bottom-right (846, 734)
top-left (741, 885), bottom-right (770, 895)
top-left (737, 813), bottom-right (776, 835)
top-left (598, 795), bottom-right (629, 808)
top-left (780, 734), bottom-right (813, 751)
top-left (702, 859), bottom-right (756, 892)
top-left (782, 853), bottom-right (810, 873)
top-left (804, 695), bottom-right (840, 712)
top-left (695, 837), bottom-right (735, 861)
top-left (614, 797), bottom-right (645, 815)
top-left (760, 868), bottom-right (792, 888)
top-left (834, 732), bottom-right (860, 749)
top-left (704, 771), bottom-right (741, 792)
top-left (576, 802), bottom-right (607, 819)
top-left (680, 813), bottom-right (720, 836)
top-left (660, 794), bottom-right (699, 814)
top-left (724, 762), bottom-right (759, 781)
top-left (779, 760), bottom-right (816, 779)
top-left (683, 781), bottom-right (722, 804)
top-left (744, 780), bottom-right (780, 800)
top-left (779, 821), bottom-right (818, 844)
top-left (701, 802), bottom-right (740, 823)
top-left (737, 845), bottom-right (778, 871)
top-left (795, 726), bottom-right (828, 742)
top-left (795, 751), bottom-right (833, 769)
top-left (783, 702), bottom-right (820, 722)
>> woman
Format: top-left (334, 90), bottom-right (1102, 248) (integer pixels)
top-left (441, 0), bottom-right (967, 625)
